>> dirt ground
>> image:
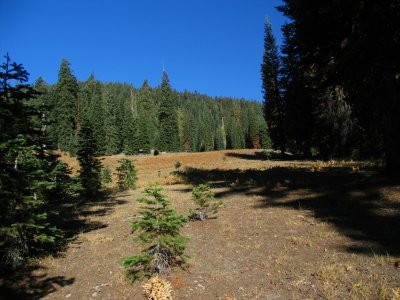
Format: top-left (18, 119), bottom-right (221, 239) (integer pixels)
top-left (5, 150), bottom-right (400, 299)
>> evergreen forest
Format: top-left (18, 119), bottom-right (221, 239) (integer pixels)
top-left (35, 59), bottom-right (270, 156)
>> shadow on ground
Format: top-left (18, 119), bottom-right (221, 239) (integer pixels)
top-left (225, 151), bottom-right (293, 161)
top-left (0, 264), bottom-right (74, 300)
top-left (0, 189), bottom-right (127, 299)
top-left (49, 190), bottom-right (128, 249)
top-left (180, 164), bottom-right (400, 256)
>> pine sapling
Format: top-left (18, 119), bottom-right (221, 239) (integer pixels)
top-left (101, 165), bottom-right (112, 184)
top-left (189, 184), bottom-right (222, 221)
top-left (121, 185), bottom-right (189, 281)
top-left (116, 159), bottom-right (137, 191)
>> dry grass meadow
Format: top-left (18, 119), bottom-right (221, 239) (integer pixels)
top-left (3, 149), bottom-right (400, 300)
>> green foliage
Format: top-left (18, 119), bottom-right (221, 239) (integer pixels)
top-left (261, 19), bottom-right (285, 154)
top-left (121, 185), bottom-right (189, 280)
top-left (101, 165), bottom-right (112, 184)
top-left (81, 74), bottom-right (106, 155)
top-left (116, 159), bottom-right (137, 191)
top-left (189, 184), bottom-right (222, 221)
top-left (37, 59), bottom-right (271, 156)
top-left (76, 123), bottom-right (102, 198)
top-left (53, 59), bottom-right (79, 154)
top-left (0, 55), bottom-right (67, 267)
top-left (137, 80), bottom-right (158, 153)
top-left (47, 158), bottom-right (73, 201)
top-left (158, 71), bottom-right (180, 152)
top-left (174, 161), bottom-right (182, 171)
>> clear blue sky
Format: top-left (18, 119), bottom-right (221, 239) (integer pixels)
top-left (0, 0), bottom-right (285, 101)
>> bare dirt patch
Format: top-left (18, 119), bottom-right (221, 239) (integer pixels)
top-left (7, 150), bottom-right (400, 299)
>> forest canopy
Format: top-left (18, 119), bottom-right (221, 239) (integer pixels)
top-left (36, 59), bottom-right (270, 156)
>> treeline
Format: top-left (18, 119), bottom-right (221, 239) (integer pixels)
top-left (262, 1), bottom-right (400, 172)
top-left (35, 59), bottom-right (270, 156)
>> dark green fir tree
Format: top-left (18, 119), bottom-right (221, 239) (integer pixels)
top-left (0, 55), bottom-right (65, 267)
top-left (76, 123), bottom-right (102, 198)
top-left (158, 71), bottom-right (179, 152)
top-left (53, 59), bottom-right (79, 154)
top-left (116, 159), bottom-right (137, 191)
top-left (261, 19), bottom-right (285, 154)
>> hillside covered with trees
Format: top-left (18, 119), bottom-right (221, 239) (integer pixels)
top-left (35, 59), bottom-right (270, 156)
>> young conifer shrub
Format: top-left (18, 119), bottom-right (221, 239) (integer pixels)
top-left (101, 165), bottom-right (112, 184)
top-left (121, 185), bottom-right (189, 280)
top-left (116, 159), bottom-right (137, 191)
top-left (174, 161), bottom-right (182, 172)
top-left (189, 184), bottom-right (222, 221)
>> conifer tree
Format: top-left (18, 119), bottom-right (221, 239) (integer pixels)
top-left (53, 59), bottom-right (79, 154)
top-left (81, 74), bottom-right (106, 155)
top-left (0, 55), bottom-right (65, 267)
top-left (261, 19), bottom-right (285, 154)
top-left (158, 71), bottom-right (179, 152)
top-left (116, 159), bottom-right (137, 191)
top-left (121, 185), bottom-right (189, 280)
top-left (76, 123), bottom-right (102, 198)
top-left (280, 22), bottom-right (314, 157)
top-left (102, 83), bottom-right (120, 155)
top-left (189, 184), bottom-right (222, 221)
top-left (137, 80), bottom-right (158, 153)
top-left (121, 110), bottom-right (138, 155)
top-left (215, 120), bottom-right (226, 151)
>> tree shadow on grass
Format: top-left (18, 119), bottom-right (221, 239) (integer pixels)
top-left (0, 264), bottom-right (74, 300)
top-left (49, 189), bottom-right (128, 250)
top-left (225, 150), bottom-right (294, 161)
top-left (180, 166), bottom-right (400, 256)
top-left (0, 189), bottom-right (128, 299)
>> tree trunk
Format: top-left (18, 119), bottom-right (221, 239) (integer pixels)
top-left (382, 73), bottom-right (400, 175)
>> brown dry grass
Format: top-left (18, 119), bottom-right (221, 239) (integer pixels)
top-left (6, 149), bottom-right (399, 300)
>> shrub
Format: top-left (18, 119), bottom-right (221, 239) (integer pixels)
top-left (116, 159), bottom-right (137, 191)
top-left (101, 165), bottom-right (112, 184)
top-left (189, 184), bottom-right (223, 221)
top-left (174, 161), bottom-right (182, 171)
top-left (121, 185), bottom-right (189, 281)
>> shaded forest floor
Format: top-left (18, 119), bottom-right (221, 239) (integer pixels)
top-left (2, 149), bottom-right (400, 299)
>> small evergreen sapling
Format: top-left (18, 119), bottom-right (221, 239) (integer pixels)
top-left (189, 184), bottom-right (222, 221)
top-left (101, 165), bottom-right (112, 184)
top-left (116, 158), bottom-right (137, 191)
top-left (121, 185), bottom-right (189, 280)
top-left (174, 161), bottom-right (182, 172)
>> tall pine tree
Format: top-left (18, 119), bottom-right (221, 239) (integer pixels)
top-left (53, 59), bottom-right (79, 154)
top-left (261, 19), bottom-right (285, 154)
top-left (76, 123), bottom-right (102, 198)
top-left (0, 55), bottom-right (65, 267)
top-left (81, 74), bottom-right (106, 155)
top-left (158, 71), bottom-right (179, 152)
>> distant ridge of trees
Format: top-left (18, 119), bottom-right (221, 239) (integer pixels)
top-left (36, 59), bottom-right (271, 155)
